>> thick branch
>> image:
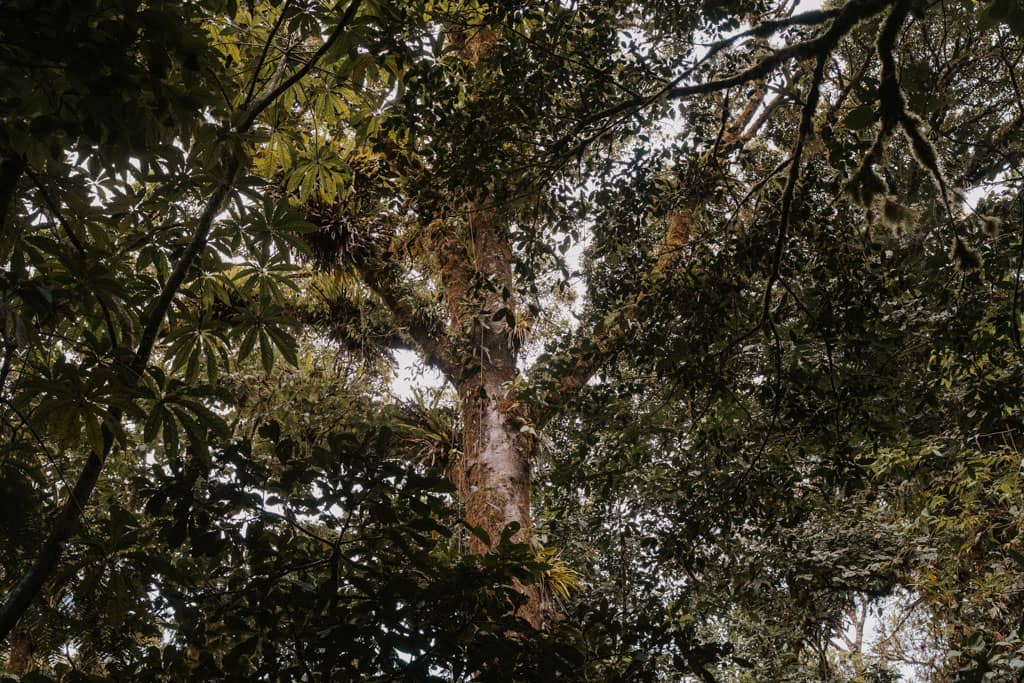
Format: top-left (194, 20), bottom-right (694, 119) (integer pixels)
top-left (722, 85), bottom-right (767, 147)
top-left (566, 7), bottom-right (843, 135)
top-left (556, 0), bottom-right (890, 160)
top-left (0, 154), bottom-right (241, 642)
top-left (354, 254), bottom-right (459, 379)
top-left (664, 0), bottom-right (891, 100)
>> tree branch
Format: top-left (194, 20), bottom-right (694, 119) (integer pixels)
top-left (664, 0), bottom-right (891, 101)
top-left (0, 153), bottom-right (241, 642)
top-left (525, 5), bottom-right (855, 427)
top-left (354, 254), bottom-right (460, 380)
top-left (553, 0), bottom-right (890, 161)
top-left (243, 0), bottom-right (294, 108)
top-left (240, 0), bottom-right (363, 130)
top-left (759, 52), bottom-right (827, 325)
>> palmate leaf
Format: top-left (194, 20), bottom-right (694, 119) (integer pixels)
top-left (264, 323), bottom-right (299, 368)
top-left (233, 251), bottom-right (302, 305)
top-left (166, 321), bottom-right (232, 385)
top-left (233, 303), bottom-right (301, 373)
top-left (217, 196), bottom-right (317, 259)
top-left (143, 404), bottom-right (166, 444)
top-left (138, 372), bottom-right (230, 457)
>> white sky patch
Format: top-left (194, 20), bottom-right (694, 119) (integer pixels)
top-left (795, 0), bottom-right (825, 11)
top-left (390, 348), bottom-right (446, 400)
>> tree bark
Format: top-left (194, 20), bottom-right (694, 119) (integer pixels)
top-left (455, 365), bottom-right (541, 627)
top-left (454, 370), bottom-right (532, 553)
top-left (436, 198), bottom-right (543, 627)
top-left (4, 627), bottom-right (33, 676)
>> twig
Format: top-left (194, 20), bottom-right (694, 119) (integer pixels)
top-left (244, 0), bottom-right (294, 107)
top-left (1013, 192), bottom-right (1024, 353)
top-left (240, 0), bottom-right (364, 130)
top-left (760, 53), bottom-right (826, 324)
top-left (23, 167), bottom-right (120, 346)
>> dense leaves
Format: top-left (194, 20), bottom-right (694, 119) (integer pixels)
top-left (2, 0), bottom-right (1024, 680)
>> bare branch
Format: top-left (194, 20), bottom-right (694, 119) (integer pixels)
top-left (759, 52), bottom-right (827, 325)
top-left (243, 0), bottom-right (294, 108)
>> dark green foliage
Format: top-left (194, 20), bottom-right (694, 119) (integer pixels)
top-left (2, 0), bottom-right (1024, 680)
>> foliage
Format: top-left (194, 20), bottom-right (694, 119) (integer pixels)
top-left (1, 0), bottom-right (1024, 680)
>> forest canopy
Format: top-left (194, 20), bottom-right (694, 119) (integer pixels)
top-left (1, 0), bottom-right (1024, 680)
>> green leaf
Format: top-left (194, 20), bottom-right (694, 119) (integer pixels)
top-left (265, 325), bottom-right (299, 368)
top-left (238, 326), bottom-right (258, 361)
top-left (144, 406), bottom-right (164, 444)
top-left (259, 327), bottom-right (275, 373)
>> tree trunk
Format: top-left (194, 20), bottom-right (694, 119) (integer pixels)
top-left (5, 627), bottom-right (33, 676)
top-left (455, 367), bottom-right (542, 628)
top-left (435, 198), bottom-right (543, 627)
top-left (455, 367), bottom-right (532, 555)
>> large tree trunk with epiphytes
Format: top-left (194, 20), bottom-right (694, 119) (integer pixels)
top-left (330, 187), bottom-right (547, 625)
top-left (436, 198), bottom-right (543, 627)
